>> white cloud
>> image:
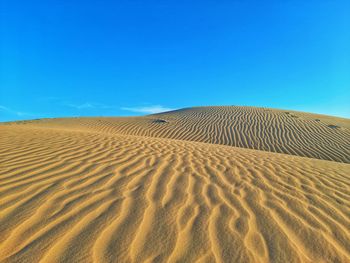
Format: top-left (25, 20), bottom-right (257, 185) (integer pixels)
top-left (65, 102), bottom-right (119, 110)
top-left (0, 105), bottom-right (10, 111)
top-left (121, 105), bottom-right (175, 114)
top-left (66, 102), bottom-right (95, 109)
top-left (0, 105), bottom-right (33, 117)
top-left (64, 102), bottom-right (174, 114)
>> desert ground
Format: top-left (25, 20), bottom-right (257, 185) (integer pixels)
top-left (0, 106), bottom-right (349, 263)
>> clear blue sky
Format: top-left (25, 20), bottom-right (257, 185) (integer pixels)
top-left (1, 0), bottom-right (349, 121)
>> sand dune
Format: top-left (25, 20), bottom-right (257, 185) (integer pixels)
top-left (0, 106), bottom-right (350, 262)
top-left (16, 106), bottom-right (350, 163)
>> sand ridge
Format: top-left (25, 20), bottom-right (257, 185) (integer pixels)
top-left (16, 106), bottom-right (350, 163)
top-left (0, 106), bottom-right (350, 263)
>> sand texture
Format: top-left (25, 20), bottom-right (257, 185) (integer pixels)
top-left (0, 106), bottom-right (349, 263)
top-left (24, 106), bottom-right (350, 163)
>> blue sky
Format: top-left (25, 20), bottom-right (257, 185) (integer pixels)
top-left (1, 0), bottom-right (349, 121)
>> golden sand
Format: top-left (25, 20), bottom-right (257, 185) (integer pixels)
top-left (0, 106), bottom-right (349, 262)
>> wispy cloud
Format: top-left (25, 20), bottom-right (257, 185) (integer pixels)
top-left (63, 101), bottom-right (175, 114)
top-left (121, 105), bottom-right (175, 114)
top-left (65, 102), bottom-right (118, 110)
top-left (0, 105), bottom-right (34, 117)
top-left (66, 102), bottom-right (95, 109)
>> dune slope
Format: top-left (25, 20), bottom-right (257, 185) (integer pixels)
top-left (20, 106), bottom-right (350, 163)
top-left (1, 115), bottom-right (350, 262)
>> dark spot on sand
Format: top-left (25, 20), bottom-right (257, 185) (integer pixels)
top-left (328, 125), bottom-right (340, 129)
top-left (152, 119), bottom-right (168, 124)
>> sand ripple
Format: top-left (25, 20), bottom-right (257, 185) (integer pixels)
top-left (22, 106), bottom-right (350, 163)
top-left (1, 120), bottom-right (349, 262)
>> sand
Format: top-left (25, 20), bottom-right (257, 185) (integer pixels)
top-left (0, 106), bottom-right (349, 263)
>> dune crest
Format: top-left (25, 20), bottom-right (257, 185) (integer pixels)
top-left (1, 106), bottom-right (349, 262)
top-left (18, 106), bottom-right (350, 163)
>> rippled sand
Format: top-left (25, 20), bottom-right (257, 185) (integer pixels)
top-left (0, 106), bottom-right (349, 262)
